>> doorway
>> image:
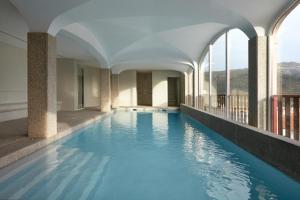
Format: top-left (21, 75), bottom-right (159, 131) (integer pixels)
top-left (168, 77), bottom-right (180, 107)
top-left (137, 72), bottom-right (152, 106)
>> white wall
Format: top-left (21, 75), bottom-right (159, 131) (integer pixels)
top-left (0, 41), bottom-right (27, 121)
top-left (152, 70), bottom-right (182, 107)
top-left (119, 70), bottom-right (137, 107)
top-left (0, 0), bottom-right (28, 49)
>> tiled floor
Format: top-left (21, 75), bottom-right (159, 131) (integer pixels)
top-left (0, 109), bottom-right (104, 166)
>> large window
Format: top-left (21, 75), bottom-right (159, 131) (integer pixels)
top-left (272, 4), bottom-right (300, 141)
top-left (277, 5), bottom-right (300, 95)
top-left (211, 34), bottom-right (226, 116)
top-left (228, 29), bottom-right (249, 123)
top-left (200, 53), bottom-right (210, 111)
top-left (199, 29), bottom-right (249, 124)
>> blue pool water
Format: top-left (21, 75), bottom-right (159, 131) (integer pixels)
top-left (0, 111), bottom-right (300, 200)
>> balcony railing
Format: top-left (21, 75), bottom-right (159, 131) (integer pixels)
top-left (272, 95), bottom-right (300, 141)
top-left (199, 94), bottom-right (248, 124)
top-left (198, 94), bottom-right (300, 142)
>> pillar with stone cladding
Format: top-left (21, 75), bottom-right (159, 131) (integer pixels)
top-left (194, 65), bottom-right (199, 109)
top-left (100, 69), bottom-right (112, 112)
top-left (248, 36), bottom-right (268, 130)
top-left (27, 33), bottom-right (57, 138)
top-left (111, 74), bottom-right (119, 109)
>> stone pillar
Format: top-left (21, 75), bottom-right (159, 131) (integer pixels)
top-left (100, 69), bottom-right (111, 112)
top-left (111, 74), bottom-right (119, 109)
top-left (190, 69), bottom-right (195, 107)
top-left (185, 69), bottom-right (194, 106)
top-left (184, 72), bottom-right (189, 104)
top-left (27, 33), bottom-right (57, 138)
top-left (248, 36), bottom-right (268, 130)
top-left (194, 65), bottom-right (199, 109)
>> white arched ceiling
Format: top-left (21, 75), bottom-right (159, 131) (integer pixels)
top-left (57, 31), bottom-right (101, 66)
top-left (111, 63), bottom-right (191, 74)
top-left (10, 0), bottom-right (296, 73)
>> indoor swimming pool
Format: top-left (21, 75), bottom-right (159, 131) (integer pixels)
top-left (0, 111), bottom-right (300, 200)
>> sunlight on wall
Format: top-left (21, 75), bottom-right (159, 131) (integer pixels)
top-left (152, 74), bottom-right (168, 107)
top-left (152, 70), bottom-right (182, 107)
top-left (119, 70), bottom-right (137, 106)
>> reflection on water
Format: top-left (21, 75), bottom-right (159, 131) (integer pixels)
top-left (112, 111), bottom-right (137, 129)
top-left (183, 123), bottom-right (252, 199)
top-left (182, 120), bottom-right (283, 200)
top-left (152, 112), bottom-right (168, 145)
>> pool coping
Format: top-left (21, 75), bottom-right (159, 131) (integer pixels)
top-left (0, 111), bottom-right (113, 169)
top-left (181, 104), bottom-right (300, 182)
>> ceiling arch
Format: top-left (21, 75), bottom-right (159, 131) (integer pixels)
top-left (10, 0), bottom-right (296, 72)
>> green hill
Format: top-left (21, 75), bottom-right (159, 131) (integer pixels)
top-left (203, 62), bottom-right (300, 95)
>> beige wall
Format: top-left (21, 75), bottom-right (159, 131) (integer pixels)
top-left (119, 70), bottom-right (137, 107)
top-left (0, 41), bottom-right (27, 121)
top-left (57, 58), bottom-right (78, 111)
top-left (57, 59), bottom-right (101, 111)
top-left (82, 66), bottom-right (101, 108)
top-left (118, 70), bottom-right (183, 107)
top-left (152, 70), bottom-right (182, 107)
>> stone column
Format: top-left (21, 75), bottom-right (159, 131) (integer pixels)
top-left (100, 69), bottom-right (111, 112)
top-left (27, 33), bottom-right (57, 138)
top-left (194, 65), bottom-right (199, 109)
top-left (111, 74), bottom-right (119, 109)
top-left (189, 69), bottom-right (195, 107)
top-left (184, 72), bottom-right (189, 104)
top-left (185, 69), bottom-right (194, 106)
top-left (248, 36), bottom-right (268, 130)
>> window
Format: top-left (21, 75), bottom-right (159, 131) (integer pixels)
top-left (200, 53), bottom-right (210, 111)
top-left (211, 34), bottom-right (226, 116)
top-left (228, 29), bottom-right (249, 123)
top-left (198, 29), bottom-right (249, 124)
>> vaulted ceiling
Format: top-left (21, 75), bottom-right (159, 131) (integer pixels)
top-left (5, 0), bottom-right (298, 73)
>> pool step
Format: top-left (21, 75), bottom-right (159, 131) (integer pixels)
top-left (0, 144), bottom-right (65, 183)
top-left (78, 156), bottom-right (110, 200)
top-left (9, 148), bottom-right (78, 199)
top-left (47, 153), bottom-right (94, 200)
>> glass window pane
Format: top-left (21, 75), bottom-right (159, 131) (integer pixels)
top-left (228, 29), bottom-right (248, 95)
top-left (200, 53), bottom-right (209, 111)
top-left (277, 5), bottom-right (300, 95)
top-left (228, 29), bottom-right (249, 124)
top-left (211, 34), bottom-right (226, 115)
top-left (273, 4), bottom-right (300, 140)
